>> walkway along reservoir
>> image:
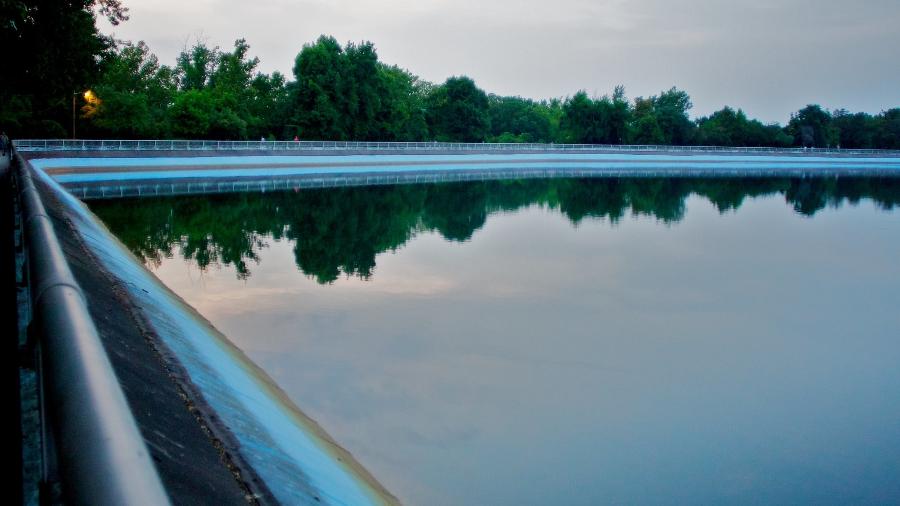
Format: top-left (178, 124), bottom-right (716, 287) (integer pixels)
top-left (10, 141), bottom-right (900, 504)
top-left (19, 141), bottom-right (900, 200)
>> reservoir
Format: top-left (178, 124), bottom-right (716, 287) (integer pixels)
top-left (89, 176), bottom-right (900, 505)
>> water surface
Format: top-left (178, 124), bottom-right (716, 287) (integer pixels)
top-left (91, 177), bottom-right (900, 505)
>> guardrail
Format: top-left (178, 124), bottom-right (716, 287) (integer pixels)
top-left (13, 139), bottom-right (900, 156)
top-left (16, 154), bottom-right (171, 505)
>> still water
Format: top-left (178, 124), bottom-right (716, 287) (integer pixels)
top-left (90, 177), bottom-right (900, 505)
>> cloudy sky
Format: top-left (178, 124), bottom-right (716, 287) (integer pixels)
top-left (99, 0), bottom-right (900, 124)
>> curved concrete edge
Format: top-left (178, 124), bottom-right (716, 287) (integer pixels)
top-left (15, 155), bottom-right (172, 506)
top-left (25, 152), bottom-right (900, 194)
top-left (23, 151), bottom-right (900, 203)
top-left (27, 160), bottom-right (400, 505)
top-left (30, 160), bottom-right (268, 505)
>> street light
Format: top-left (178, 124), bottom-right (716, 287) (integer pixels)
top-left (72, 90), bottom-right (94, 139)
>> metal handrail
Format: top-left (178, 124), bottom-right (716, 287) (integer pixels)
top-left (12, 138), bottom-right (900, 156)
top-left (16, 154), bottom-right (171, 505)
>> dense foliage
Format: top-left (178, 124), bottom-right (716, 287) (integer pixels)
top-left (1, 2), bottom-right (898, 148)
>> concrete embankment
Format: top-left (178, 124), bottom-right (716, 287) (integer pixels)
top-left (25, 155), bottom-right (267, 504)
top-left (21, 154), bottom-right (399, 505)
top-left (24, 149), bottom-right (900, 200)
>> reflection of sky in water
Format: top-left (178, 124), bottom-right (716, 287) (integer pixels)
top-left (140, 193), bottom-right (900, 505)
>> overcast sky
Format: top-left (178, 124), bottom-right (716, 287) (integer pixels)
top-left (99, 0), bottom-right (900, 124)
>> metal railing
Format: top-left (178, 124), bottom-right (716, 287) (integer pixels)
top-left (13, 139), bottom-right (900, 156)
top-left (16, 154), bottom-right (171, 505)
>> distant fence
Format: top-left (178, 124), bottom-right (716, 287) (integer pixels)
top-left (14, 139), bottom-right (900, 156)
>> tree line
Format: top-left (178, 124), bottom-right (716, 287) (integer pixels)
top-left (1, 2), bottom-right (898, 148)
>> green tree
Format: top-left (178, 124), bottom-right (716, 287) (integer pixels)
top-left (787, 104), bottom-right (838, 148)
top-left (376, 64), bottom-right (429, 141)
top-left (207, 39), bottom-right (266, 138)
top-left (487, 95), bottom-right (553, 143)
top-left (607, 86), bottom-right (632, 144)
top-left (247, 71), bottom-right (291, 139)
top-left (169, 90), bottom-right (214, 138)
top-left (0, 0), bottom-right (125, 136)
top-left (425, 76), bottom-right (490, 142)
top-left (559, 87), bottom-right (631, 144)
top-left (653, 87), bottom-right (694, 144)
top-left (873, 109), bottom-right (900, 149)
top-left (628, 88), bottom-right (695, 145)
top-left (83, 41), bottom-right (176, 138)
top-left (693, 106), bottom-right (791, 147)
top-left (832, 109), bottom-right (877, 149)
top-left (695, 106), bottom-right (745, 146)
top-left (342, 41), bottom-right (384, 139)
top-left (630, 97), bottom-right (665, 144)
top-left (168, 39), bottom-right (282, 139)
top-left (175, 42), bottom-right (219, 91)
top-left (560, 91), bottom-right (606, 143)
top-left (290, 36), bottom-right (345, 139)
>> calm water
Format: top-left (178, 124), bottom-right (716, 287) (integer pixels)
top-left (90, 177), bottom-right (900, 505)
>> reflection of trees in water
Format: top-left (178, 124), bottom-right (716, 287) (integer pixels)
top-left (90, 177), bottom-right (900, 283)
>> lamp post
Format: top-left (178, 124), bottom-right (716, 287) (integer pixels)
top-left (72, 90), bottom-right (94, 139)
top-left (72, 92), bottom-right (77, 139)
